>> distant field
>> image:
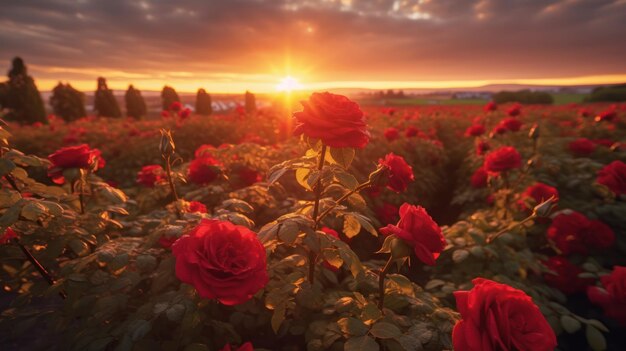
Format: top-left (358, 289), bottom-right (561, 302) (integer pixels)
top-left (360, 93), bottom-right (589, 106)
top-left (550, 93), bottom-right (587, 104)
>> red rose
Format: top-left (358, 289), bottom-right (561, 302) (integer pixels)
top-left (384, 127), bottom-right (400, 141)
top-left (476, 140), bottom-right (490, 156)
top-left (188, 156), bottom-right (222, 185)
top-left (484, 101), bottom-right (497, 112)
top-left (595, 109), bottom-right (617, 122)
top-left (179, 107), bottom-right (191, 119)
top-left (492, 125), bottom-right (507, 135)
top-left (378, 153), bottom-right (415, 193)
top-left (169, 101), bottom-right (182, 112)
top-left (293, 92), bottom-right (369, 148)
top-left (542, 256), bottom-right (592, 294)
top-left (233, 165), bottom-right (262, 188)
top-left (0, 227), bottom-right (18, 244)
top-left (187, 201), bottom-right (207, 213)
top-left (158, 235), bottom-right (178, 249)
top-left (568, 138), bottom-right (596, 156)
top-left (376, 203), bottom-right (399, 224)
top-left (380, 203), bottom-right (445, 266)
top-left (453, 278), bottom-right (556, 351)
top-left (47, 144), bottom-right (105, 184)
top-left (547, 211), bottom-right (615, 255)
top-left (405, 126), bottom-right (419, 138)
top-left (464, 124), bottom-right (485, 137)
top-left (588, 266), bottom-right (626, 326)
top-left (579, 108), bottom-right (591, 118)
top-left (520, 182), bottom-right (559, 210)
top-left (592, 139), bottom-right (615, 148)
top-left (597, 160), bottom-right (626, 196)
top-left (172, 219), bottom-right (268, 305)
top-left (470, 167), bottom-right (488, 188)
top-left (136, 165), bottom-right (165, 188)
top-left (161, 110), bottom-right (170, 118)
top-left (220, 342), bottom-right (253, 351)
top-left (501, 117), bottom-right (523, 132)
top-left (484, 146), bottom-right (522, 173)
top-left (506, 103), bottom-right (521, 117)
top-left (194, 144), bottom-right (216, 158)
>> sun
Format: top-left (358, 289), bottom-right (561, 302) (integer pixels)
top-left (276, 76), bottom-right (303, 92)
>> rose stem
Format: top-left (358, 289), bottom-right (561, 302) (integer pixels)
top-left (15, 239), bottom-right (67, 299)
top-left (315, 181), bottom-right (372, 227)
top-left (309, 144), bottom-right (327, 284)
top-left (78, 178), bottom-right (85, 215)
top-left (164, 155), bottom-right (182, 219)
top-left (378, 256), bottom-right (394, 309)
top-left (486, 214), bottom-right (537, 244)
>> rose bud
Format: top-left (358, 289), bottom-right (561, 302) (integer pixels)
top-left (528, 123), bottom-right (540, 140)
top-left (532, 195), bottom-right (558, 218)
top-left (159, 129), bottom-right (175, 156)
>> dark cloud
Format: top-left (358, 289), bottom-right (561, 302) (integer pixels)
top-left (0, 0), bottom-right (624, 89)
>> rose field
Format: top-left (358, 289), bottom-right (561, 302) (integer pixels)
top-left (0, 95), bottom-right (624, 351)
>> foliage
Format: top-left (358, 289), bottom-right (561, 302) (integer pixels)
top-left (195, 89), bottom-right (213, 116)
top-left (50, 82), bottom-right (87, 122)
top-left (94, 77), bottom-right (122, 118)
top-left (125, 85), bottom-right (148, 119)
top-left (0, 57), bottom-right (47, 124)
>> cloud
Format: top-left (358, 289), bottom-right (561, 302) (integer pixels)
top-left (0, 0), bottom-right (624, 91)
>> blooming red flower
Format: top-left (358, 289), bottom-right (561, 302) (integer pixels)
top-left (188, 156), bottom-right (222, 185)
top-left (376, 203), bottom-right (399, 224)
top-left (179, 107), bottom-right (191, 119)
top-left (161, 110), bottom-right (170, 118)
top-left (520, 182), bottom-right (559, 210)
top-left (158, 235), bottom-right (178, 249)
top-left (475, 140), bottom-right (490, 156)
top-left (506, 103), bottom-right (521, 117)
top-left (169, 101), bottom-right (182, 112)
top-left (542, 256), bottom-right (592, 295)
top-left (484, 101), bottom-right (497, 112)
top-left (384, 127), bottom-right (400, 141)
top-left (378, 153), bottom-right (415, 193)
top-left (380, 203), bottom-right (445, 266)
top-left (501, 117), bottom-right (523, 132)
top-left (136, 165), bottom-right (165, 188)
top-left (492, 125), bottom-right (507, 135)
top-left (484, 146), bottom-right (522, 174)
top-left (453, 278), bottom-right (556, 351)
top-left (568, 138), bottom-right (596, 156)
top-left (0, 227), bottom-right (17, 244)
top-left (220, 342), bottom-right (254, 351)
top-left (47, 144), bottom-right (105, 184)
top-left (172, 219), bottom-right (268, 305)
top-left (464, 124), bottom-right (485, 137)
top-left (187, 201), bottom-right (207, 213)
top-left (293, 92), bottom-right (369, 148)
top-left (547, 211), bottom-right (615, 255)
top-left (194, 144), bottom-right (216, 158)
top-left (404, 126), bottom-right (419, 138)
top-left (588, 266), bottom-right (626, 326)
top-left (595, 109), bottom-right (617, 122)
top-left (579, 108), bottom-right (592, 118)
top-left (597, 160), bottom-right (626, 196)
top-left (470, 167), bottom-right (488, 188)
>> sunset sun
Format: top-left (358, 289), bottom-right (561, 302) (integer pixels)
top-left (276, 76), bottom-right (303, 92)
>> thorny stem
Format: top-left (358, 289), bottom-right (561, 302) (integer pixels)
top-left (308, 144), bottom-right (327, 284)
top-left (315, 181), bottom-right (372, 227)
top-left (486, 214), bottom-right (537, 244)
top-left (15, 239), bottom-right (67, 299)
top-left (378, 256), bottom-right (394, 310)
top-left (164, 155), bottom-right (182, 219)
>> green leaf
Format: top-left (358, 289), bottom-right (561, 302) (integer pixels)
top-left (271, 302), bottom-right (287, 333)
top-left (344, 335), bottom-right (379, 351)
top-left (295, 168), bottom-right (312, 190)
top-left (337, 317), bottom-right (369, 337)
top-left (452, 249), bottom-right (470, 263)
top-left (343, 215), bottom-right (361, 238)
top-left (321, 248), bottom-right (343, 269)
top-left (165, 304), bottom-right (186, 322)
top-left (277, 221), bottom-right (300, 245)
top-left (585, 325), bottom-right (607, 351)
top-left (68, 238), bottom-right (90, 257)
top-left (0, 159), bottom-right (16, 177)
top-left (425, 279), bottom-right (446, 290)
top-left (328, 147), bottom-right (355, 169)
top-left (268, 167), bottom-right (288, 185)
top-left (335, 171), bottom-right (359, 190)
top-left (370, 322), bottom-right (401, 339)
top-left (560, 315), bottom-right (581, 334)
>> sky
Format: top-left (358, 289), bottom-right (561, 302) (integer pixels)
top-left (1, 0), bottom-right (625, 93)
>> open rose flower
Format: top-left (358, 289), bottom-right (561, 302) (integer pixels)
top-left (378, 153), bottom-right (415, 192)
top-left (384, 127), bottom-right (400, 141)
top-left (465, 124), bottom-right (485, 137)
top-left (453, 278), bottom-right (556, 351)
top-left (519, 182), bottom-right (558, 211)
top-left (506, 103), bottom-right (521, 117)
top-left (293, 92), bottom-right (369, 148)
top-left (484, 101), bottom-right (497, 112)
top-left (547, 211), bottom-right (615, 255)
top-left (542, 256), bottom-right (592, 295)
top-left (597, 160), bottom-right (626, 196)
top-left (194, 144), bottom-right (216, 158)
top-left (172, 219), bottom-right (268, 305)
top-left (568, 138), bottom-right (596, 156)
top-left (136, 165), bottom-right (165, 187)
top-left (588, 266), bottom-right (626, 326)
top-left (0, 227), bottom-right (18, 245)
top-left (47, 144), bottom-right (105, 184)
top-left (476, 140), bottom-right (490, 156)
top-left (188, 156), bottom-right (222, 185)
top-left (470, 167), bottom-right (488, 188)
top-left (500, 117), bottom-right (523, 132)
top-left (380, 203), bottom-right (445, 266)
top-left (484, 146), bottom-right (521, 174)
top-left (220, 342), bottom-right (254, 351)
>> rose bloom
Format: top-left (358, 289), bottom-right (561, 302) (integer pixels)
top-left (484, 101), bottom-right (497, 112)
top-left (542, 256), bottom-right (592, 295)
top-left (470, 167), bottom-right (488, 188)
top-left (47, 144), bottom-right (105, 184)
top-left (169, 101), bottom-right (182, 112)
top-left (233, 165), bottom-right (262, 188)
top-left (0, 227), bottom-right (18, 244)
top-left (519, 182), bottom-right (559, 211)
top-left (464, 124), bottom-right (485, 137)
top-left (588, 266), bottom-right (626, 326)
top-left (568, 138), bottom-right (596, 156)
top-left (492, 124), bottom-right (507, 135)
top-left (597, 160), bottom-right (626, 196)
top-left (595, 109), bottom-right (617, 122)
top-left (506, 103), bottom-right (522, 117)
top-left (179, 107), bottom-right (191, 119)
top-left (484, 146), bottom-right (522, 174)
top-left (293, 92), bottom-right (369, 148)
top-left (547, 211), bottom-right (615, 255)
top-left (136, 165), bottom-right (165, 188)
top-left (405, 126), bottom-right (419, 138)
top-left (172, 219), bottom-right (268, 305)
top-left (220, 342), bottom-right (253, 351)
top-left (384, 127), bottom-right (400, 141)
top-left (476, 140), bottom-right (490, 156)
top-left (188, 156), bottom-right (222, 185)
top-left (378, 153), bottom-right (415, 193)
top-left (453, 278), bottom-right (556, 351)
top-left (158, 235), bottom-right (178, 249)
top-left (380, 203), bottom-right (445, 266)
top-left (194, 144), bottom-right (216, 159)
top-left (187, 201), bottom-right (207, 213)
top-left (501, 117), bottom-right (523, 132)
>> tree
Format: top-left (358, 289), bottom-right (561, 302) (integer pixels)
top-left (585, 84), bottom-right (626, 102)
top-left (161, 86), bottom-right (180, 111)
top-left (49, 82), bottom-right (86, 122)
top-left (195, 88), bottom-right (213, 116)
top-left (492, 90), bottom-right (553, 104)
top-left (245, 90), bottom-right (256, 114)
top-left (125, 85), bottom-right (147, 119)
top-left (0, 57), bottom-right (47, 124)
top-left (94, 77), bottom-right (122, 117)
